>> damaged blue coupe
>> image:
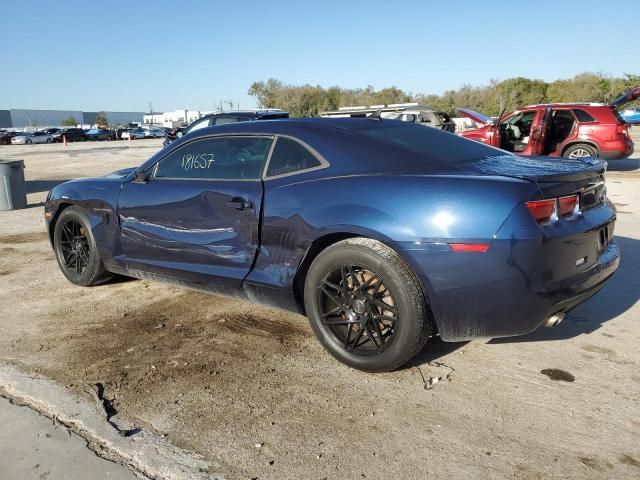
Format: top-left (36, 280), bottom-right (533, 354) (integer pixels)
top-left (45, 118), bottom-right (619, 371)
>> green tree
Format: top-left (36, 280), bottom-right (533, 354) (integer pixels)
top-left (247, 72), bottom-right (639, 118)
top-left (95, 111), bottom-right (108, 126)
top-left (61, 116), bottom-right (77, 126)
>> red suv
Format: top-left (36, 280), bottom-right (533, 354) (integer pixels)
top-left (458, 86), bottom-right (639, 160)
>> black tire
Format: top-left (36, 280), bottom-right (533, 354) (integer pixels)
top-left (46, 138), bottom-right (51, 143)
top-left (304, 238), bottom-right (434, 372)
top-left (26, 139), bottom-right (32, 144)
top-left (563, 143), bottom-right (598, 159)
top-left (53, 206), bottom-right (112, 286)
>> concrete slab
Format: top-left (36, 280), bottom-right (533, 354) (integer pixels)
top-left (0, 396), bottom-right (137, 480)
top-left (0, 364), bottom-right (221, 480)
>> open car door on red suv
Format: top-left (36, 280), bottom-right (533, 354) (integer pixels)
top-left (458, 107), bottom-right (551, 156)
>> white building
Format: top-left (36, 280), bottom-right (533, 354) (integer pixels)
top-left (143, 109), bottom-right (216, 128)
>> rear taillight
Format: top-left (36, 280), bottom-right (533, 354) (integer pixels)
top-left (558, 194), bottom-right (579, 217)
top-left (526, 199), bottom-right (556, 224)
top-left (616, 124), bottom-right (629, 138)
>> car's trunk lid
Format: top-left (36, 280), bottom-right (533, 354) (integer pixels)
top-left (610, 85), bottom-right (640, 109)
top-left (465, 153), bottom-right (607, 208)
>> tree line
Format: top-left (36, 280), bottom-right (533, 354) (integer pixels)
top-left (248, 73), bottom-right (639, 118)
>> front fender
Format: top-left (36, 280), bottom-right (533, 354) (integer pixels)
top-left (46, 176), bottom-right (128, 268)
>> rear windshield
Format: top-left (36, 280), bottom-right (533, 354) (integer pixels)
top-left (353, 122), bottom-right (510, 165)
top-left (612, 109), bottom-right (627, 124)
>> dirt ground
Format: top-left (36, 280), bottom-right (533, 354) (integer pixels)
top-left (0, 137), bottom-right (639, 480)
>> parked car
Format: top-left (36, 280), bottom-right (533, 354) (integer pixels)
top-left (620, 107), bottom-right (640, 125)
top-left (45, 118), bottom-right (618, 372)
top-left (121, 128), bottom-right (146, 140)
top-left (143, 127), bottom-right (166, 139)
top-left (52, 128), bottom-right (86, 143)
top-left (381, 108), bottom-right (456, 132)
top-left (163, 125), bottom-right (188, 145)
top-left (0, 130), bottom-right (10, 145)
top-left (84, 128), bottom-right (112, 141)
top-left (42, 127), bottom-right (61, 136)
top-left (163, 109), bottom-right (290, 146)
top-left (113, 127), bottom-right (131, 140)
top-left (458, 85), bottom-right (640, 160)
top-left (11, 131), bottom-right (52, 144)
top-left (321, 104), bottom-right (456, 132)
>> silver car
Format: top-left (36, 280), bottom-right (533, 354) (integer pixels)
top-left (121, 128), bottom-right (146, 140)
top-left (11, 131), bottom-right (53, 144)
top-left (143, 127), bottom-right (166, 138)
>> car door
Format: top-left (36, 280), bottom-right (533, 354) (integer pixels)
top-left (116, 134), bottom-right (273, 292)
top-left (527, 107), bottom-right (551, 155)
top-left (33, 131), bottom-right (45, 144)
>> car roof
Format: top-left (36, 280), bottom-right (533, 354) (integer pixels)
top-left (141, 117), bottom-right (505, 179)
top-left (522, 102), bottom-right (608, 109)
top-left (200, 109), bottom-right (289, 119)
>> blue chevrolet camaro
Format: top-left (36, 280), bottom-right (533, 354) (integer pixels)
top-left (45, 118), bottom-right (619, 372)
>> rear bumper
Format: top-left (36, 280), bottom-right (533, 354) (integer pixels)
top-left (600, 141), bottom-right (634, 160)
top-left (399, 240), bottom-right (619, 342)
top-left (394, 203), bottom-right (619, 341)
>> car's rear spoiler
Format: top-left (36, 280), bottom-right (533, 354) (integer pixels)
top-left (467, 154), bottom-right (607, 183)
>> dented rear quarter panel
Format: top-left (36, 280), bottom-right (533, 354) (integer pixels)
top-left (245, 173), bottom-right (539, 325)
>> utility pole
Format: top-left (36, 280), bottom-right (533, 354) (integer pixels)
top-left (149, 101), bottom-right (153, 126)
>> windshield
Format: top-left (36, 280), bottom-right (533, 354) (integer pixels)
top-left (87, 129), bottom-right (99, 134)
top-left (354, 122), bottom-right (511, 166)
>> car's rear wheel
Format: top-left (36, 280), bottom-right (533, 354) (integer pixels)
top-left (304, 238), bottom-right (434, 372)
top-left (53, 206), bottom-right (111, 286)
top-left (564, 143), bottom-right (598, 159)
top-left (46, 138), bottom-right (51, 143)
top-left (26, 139), bottom-right (32, 144)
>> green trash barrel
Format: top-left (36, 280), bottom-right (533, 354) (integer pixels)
top-left (0, 159), bottom-right (27, 210)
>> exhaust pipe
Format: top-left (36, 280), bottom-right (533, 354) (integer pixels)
top-left (544, 312), bottom-right (565, 328)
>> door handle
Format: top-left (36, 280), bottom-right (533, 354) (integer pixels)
top-left (226, 197), bottom-right (252, 210)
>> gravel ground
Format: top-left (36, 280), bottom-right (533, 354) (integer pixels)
top-left (0, 135), bottom-right (639, 480)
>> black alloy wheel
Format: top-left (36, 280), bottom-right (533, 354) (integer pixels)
top-left (53, 206), bottom-right (111, 286)
top-left (305, 238), bottom-right (434, 372)
top-left (318, 264), bottom-right (397, 354)
top-left (58, 219), bottom-right (90, 275)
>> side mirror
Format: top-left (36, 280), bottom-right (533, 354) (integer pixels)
top-left (134, 170), bottom-right (148, 183)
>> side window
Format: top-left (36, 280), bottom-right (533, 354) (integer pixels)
top-left (573, 109), bottom-right (596, 123)
top-left (405, 114), bottom-right (416, 123)
top-left (154, 136), bottom-right (273, 180)
top-left (266, 137), bottom-right (321, 177)
top-left (185, 117), bottom-right (210, 135)
top-left (213, 117), bottom-right (240, 125)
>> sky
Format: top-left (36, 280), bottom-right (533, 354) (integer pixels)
top-left (1, 0), bottom-right (637, 113)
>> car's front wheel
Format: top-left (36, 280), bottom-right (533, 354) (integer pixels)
top-left (25, 139), bottom-right (32, 144)
top-left (53, 206), bottom-right (111, 286)
top-left (304, 238), bottom-right (434, 372)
